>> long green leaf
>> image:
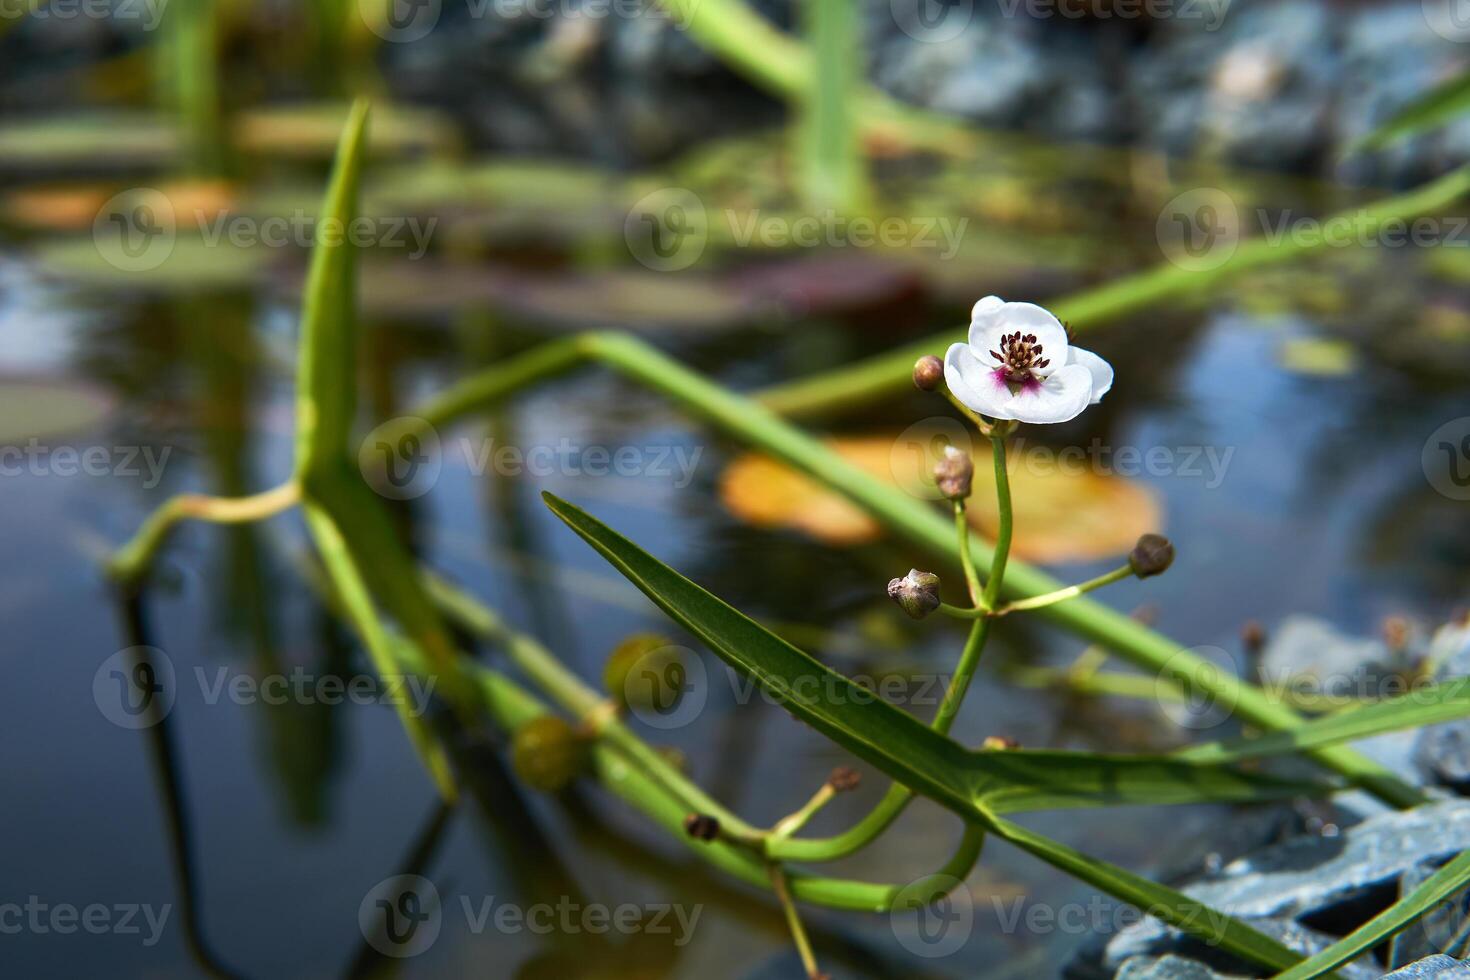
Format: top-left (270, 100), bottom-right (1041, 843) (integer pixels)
top-left (1177, 677), bottom-right (1470, 764)
top-left (543, 491), bottom-right (982, 814)
top-left (974, 749), bottom-right (1333, 814)
top-left (1356, 71), bottom-right (1470, 153)
top-left (542, 492), bottom-right (1334, 816)
top-left (989, 816), bottom-right (1312, 975)
top-left (294, 98), bottom-right (369, 480)
top-left (1270, 847), bottom-right (1470, 980)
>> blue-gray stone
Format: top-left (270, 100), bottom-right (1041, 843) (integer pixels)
top-left (1114, 954), bottom-right (1246, 980)
top-left (1386, 955), bottom-right (1470, 978)
top-left (1105, 802), bottom-right (1470, 972)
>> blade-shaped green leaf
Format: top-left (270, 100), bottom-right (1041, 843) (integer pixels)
top-left (1176, 677), bottom-right (1470, 765)
top-left (294, 98), bottom-right (369, 479)
top-left (974, 749), bottom-right (1334, 814)
top-left (1356, 70), bottom-right (1470, 153)
top-left (1270, 847), bottom-right (1470, 980)
top-left (543, 493), bottom-right (1333, 815)
top-left (988, 815), bottom-right (1314, 975)
top-left (543, 491), bottom-right (982, 814)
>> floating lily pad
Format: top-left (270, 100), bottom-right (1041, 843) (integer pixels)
top-left (0, 113), bottom-right (179, 172)
top-left (719, 436), bottom-right (1160, 563)
top-left (32, 234), bottom-right (273, 292)
top-left (0, 377), bottom-right (113, 443)
top-left (1277, 336), bottom-right (1357, 377)
top-left (233, 103), bottom-right (460, 160)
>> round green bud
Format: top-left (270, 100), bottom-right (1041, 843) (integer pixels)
top-left (511, 716), bottom-right (589, 793)
top-left (604, 633), bottom-right (685, 713)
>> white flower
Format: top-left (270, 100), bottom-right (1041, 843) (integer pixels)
top-left (943, 296), bottom-right (1113, 424)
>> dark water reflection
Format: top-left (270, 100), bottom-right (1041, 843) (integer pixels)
top-left (2, 223), bottom-right (1468, 978)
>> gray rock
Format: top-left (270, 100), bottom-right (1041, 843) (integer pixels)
top-left (1105, 802), bottom-right (1470, 972)
top-left (1388, 858), bottom-right (1470, 968)
top-left (1415, 621), bottom-right (1470, 791)
top-left (1386, 955), bottom-right (1470, 978)
top-left (1104, 914), bottom-right (1379, 980)
top-left (1256, 615), bottom-right (1399, 700)
top-left (1114, 954), bottom-right (1247, 980)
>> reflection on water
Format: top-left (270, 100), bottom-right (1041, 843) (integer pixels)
top-left (2, 162), bottom-right (1469, 978)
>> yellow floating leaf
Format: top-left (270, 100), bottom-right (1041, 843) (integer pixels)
top-left (719, 435), bottom-right (1160, 564)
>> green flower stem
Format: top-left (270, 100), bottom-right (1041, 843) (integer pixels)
top-left (938, 602), bottom-right (986, 620)
top-left (979, 433), bottom-right (1012, 612)
top-left (755, 163), bottom-right (1470, 420)
top-left (423, 572), bottom-right (770, 847)
top-left (933, 618), bottom-right (995, 737)
top-left (300, 502), bottom-right (458, 801)
top-left (990, 565), bottom-right (1133, 617)
top-left (409, 570), bottom-right (989, 910)
top-left (770, 863), bottom-right (823, 979)
top-left (412, 331), bottom-right (1423, 808)
top-left (106, 482), bottom-right (300, 589)
top-left (771, 784), bottom-right (837, 840)
top-left (953, 501), bottom-right (983, 607)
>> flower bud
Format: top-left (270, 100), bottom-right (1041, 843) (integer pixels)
top-left (683, 813), bottom-right (721, 841)
top-left (603, 633), bottom-right (684, 713)
top-left (511, 716), bottom-right (589, 793)
top-left (982, 735), bottom-right (1019, 751)
top-left (827, 767), bottom-right (861, 792)
top-left (887, 569), bottom-right (941, 619)
top-left (933, 445), bottom-right (973, 500)
top-left (1240, 620), bottom-right (1266, 657)
top-left (912, 354), bottom-right (944, 391)
top-left (1129, 533), bottom-right (1175, 579)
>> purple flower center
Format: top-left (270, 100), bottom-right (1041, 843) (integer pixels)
top-left (989, 331), bottom-right (1051, 394)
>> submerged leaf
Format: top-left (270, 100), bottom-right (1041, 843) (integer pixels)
top-left (719, 436), bottom-right (1160, 562)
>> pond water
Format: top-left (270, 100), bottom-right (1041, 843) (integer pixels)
top-left (2, 149), bottom-right (1469, 980)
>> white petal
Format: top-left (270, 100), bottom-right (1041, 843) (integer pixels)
top-left (944, 342), bottom-right (1010, 418)
top-left (968, 299), bottom-right (1069, 377)
top-left (1067, 346), bottom-right (1114, 404)
top-left (1005, 363), bottom-right (1095, 424)
top-left (970, 295), bottom-right (1005, 321)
